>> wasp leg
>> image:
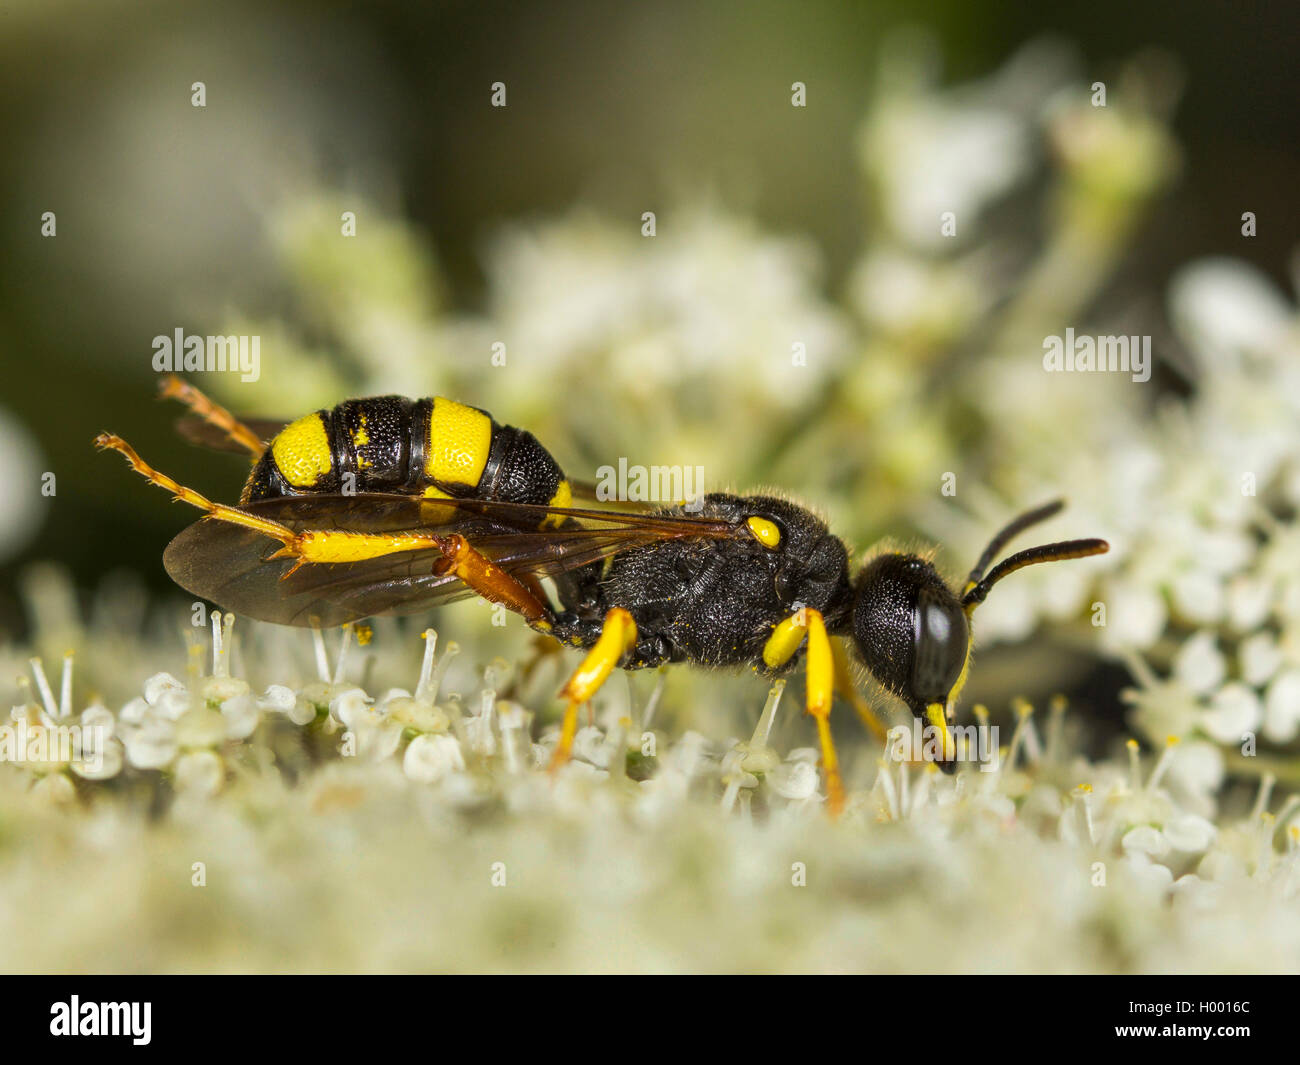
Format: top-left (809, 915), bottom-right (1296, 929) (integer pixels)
top-left (831, 636), bottom-right (889, 740)
top-left (430, 534), bottom-right (554, 630)
top-left (158, 374), bottom-right (268, 457)
top-left (550, 607), bottom-right (637, 771)
top-left (762, 607), bottom-right (844, 816)
top-left (95, 432), bottom-right (298, 545)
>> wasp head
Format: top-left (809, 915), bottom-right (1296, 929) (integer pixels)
top-left (850, 501), bottom-right (1109, 774)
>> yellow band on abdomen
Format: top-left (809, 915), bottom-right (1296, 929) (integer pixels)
top-left (426, 398), bottom-right (492, 488)
top-left (271, 413), bottom-right (333, 488)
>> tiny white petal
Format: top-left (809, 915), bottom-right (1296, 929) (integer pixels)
top-left (1121, 825), bottom-right (1170, 858)
top-left (143, 672), bottom-right (187, 704)
top-left (403, 734), bottom-right (465, 783)
top-left (1239, 632), bottom-right (1282, 686)
top-left (174, 750), bottom-right (224, 796)
top-left (1162, 814), bottom-right (1217, 853)
top-left (1173, 631), bottom-right (1225, 694)
top-left (1262, 669), bottom-right (1300, 743)
top-left (125, 722), bottom-right (179, 769)
top-left (152, 688), bottom-right (194, 721)
top-left (220, 694), bottom-right (261, 741)
top-left (257, 685), bottom-right (297, 713)
top-left (768, 758), bottom-right (819, 800)
top-left (71, 739), bottom-right (124, 781)
top-left (1201, 682), bottom-right (1262, 743)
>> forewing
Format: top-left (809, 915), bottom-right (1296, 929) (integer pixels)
top-left (163, 492), bottom-right (739, 627)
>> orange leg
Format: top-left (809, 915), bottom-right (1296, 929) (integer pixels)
top-left (158, 373), bottom-right (268, 457)
top-left (95, 432), bottom-right (296, 545)
top-left (432, 534), bottom-right (552, 630)
top-left (550, 608), bottom-right (637, 770)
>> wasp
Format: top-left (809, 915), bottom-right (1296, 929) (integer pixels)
top-left (95, 376), bottom-right (1108, 812)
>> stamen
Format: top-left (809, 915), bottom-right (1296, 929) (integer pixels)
top-left (311, 624), bottom-right (330, 684)
top-left (752, 680), bottom-right (786, 749)
top-left (641, 671), bottom-right (667, 732)
top-left (876, 760), bottom-right (899, 821)
top-left (415, 629), bottom-right (439, 701)
top-left (1146, 736), bottom-right (1179, 791)
top-left (1250, 773), bottom-right (1276, 822)
top-left (428, 641), bottom-right (460, 703)
top-left (60, 651), bottom-right (74, 720)
top-left (333, 624), bottom-right (354, 686)
top-left (28, 657), bottom-right (58, 720)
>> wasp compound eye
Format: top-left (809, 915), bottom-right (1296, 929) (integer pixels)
top-left (911, 585), bottom-right (968, 705)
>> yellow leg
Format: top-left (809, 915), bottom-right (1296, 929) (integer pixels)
top-left (159, 374), bottom-right (269, 457)
top-left (831, 636), bottom-right (889, 740)
top-left (550, 608), bottom-right (637, 770)
top-left (762, 607), bottom-right (845, 817)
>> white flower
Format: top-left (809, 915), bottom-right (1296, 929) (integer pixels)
top-left (767, 749), bottom-right (821, 801)
top-left (174, 750), bottom-right (224, 797)
top-left (1239, 632), bottom-right (1283, 686)
top-left (1099, 578), bottom-right (1167, 652)
top-left (403, 734), bottom-right (465, 784)
top-left (1263, 669), bottom-right (1300, 743)
top-left (1201, 683), bottom-right (1262, 744)
top-left (1173, 631), bottom-right (1226, 695)
top-left (1168, 258), bottom-right (1294, 372)
top-left (332, 688), bottom-right (402, 761)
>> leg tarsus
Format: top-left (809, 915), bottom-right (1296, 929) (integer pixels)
top-left (159, 374), bottom-right (268, 457)
top-left (550, 607), bottom-right (637, 770)
top-left (94, 432), bottom-right (297, 545)
top-left (831, 636), bottom-right (889, 740)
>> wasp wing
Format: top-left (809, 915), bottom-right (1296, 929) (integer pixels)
top-left (163, 493), bottom-right (737, 627)
top-left (174, 413), bottom-right (288, 453)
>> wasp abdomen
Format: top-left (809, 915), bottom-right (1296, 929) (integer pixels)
top-left (242, 395), bottom-right (571, 521)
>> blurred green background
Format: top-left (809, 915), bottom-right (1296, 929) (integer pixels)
top-left (0, 0), bottom-right (1297, 640)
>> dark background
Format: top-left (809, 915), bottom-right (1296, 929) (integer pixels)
top-left (1, 0), bottom-right (1296, 637)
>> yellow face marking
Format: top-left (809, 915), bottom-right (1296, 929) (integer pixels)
top-left (426, 397), bottom-right (491, 488)
top-left (294, 530), bottom-right (436, 564)
top-left (422, 484), bottom-right (454, 500)
top-left (925, 702), bottom-right (957, 762)
top-left (271, 414), bottom-right (333, 488)
top-left (946, 641), bottom-right (973, 709)
top-left (747, 516), bottom-right (781, 549)
top-left (541, 479), bottom-right (572, 529)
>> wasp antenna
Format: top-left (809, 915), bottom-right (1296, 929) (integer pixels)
top-left (964, 499), bottom-right (1066, 591)
top-left (962, 538), bottom-right (1109, 611)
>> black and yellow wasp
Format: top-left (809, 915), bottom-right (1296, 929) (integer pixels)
top-left (96, 376), bottom-right (1108, 812)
